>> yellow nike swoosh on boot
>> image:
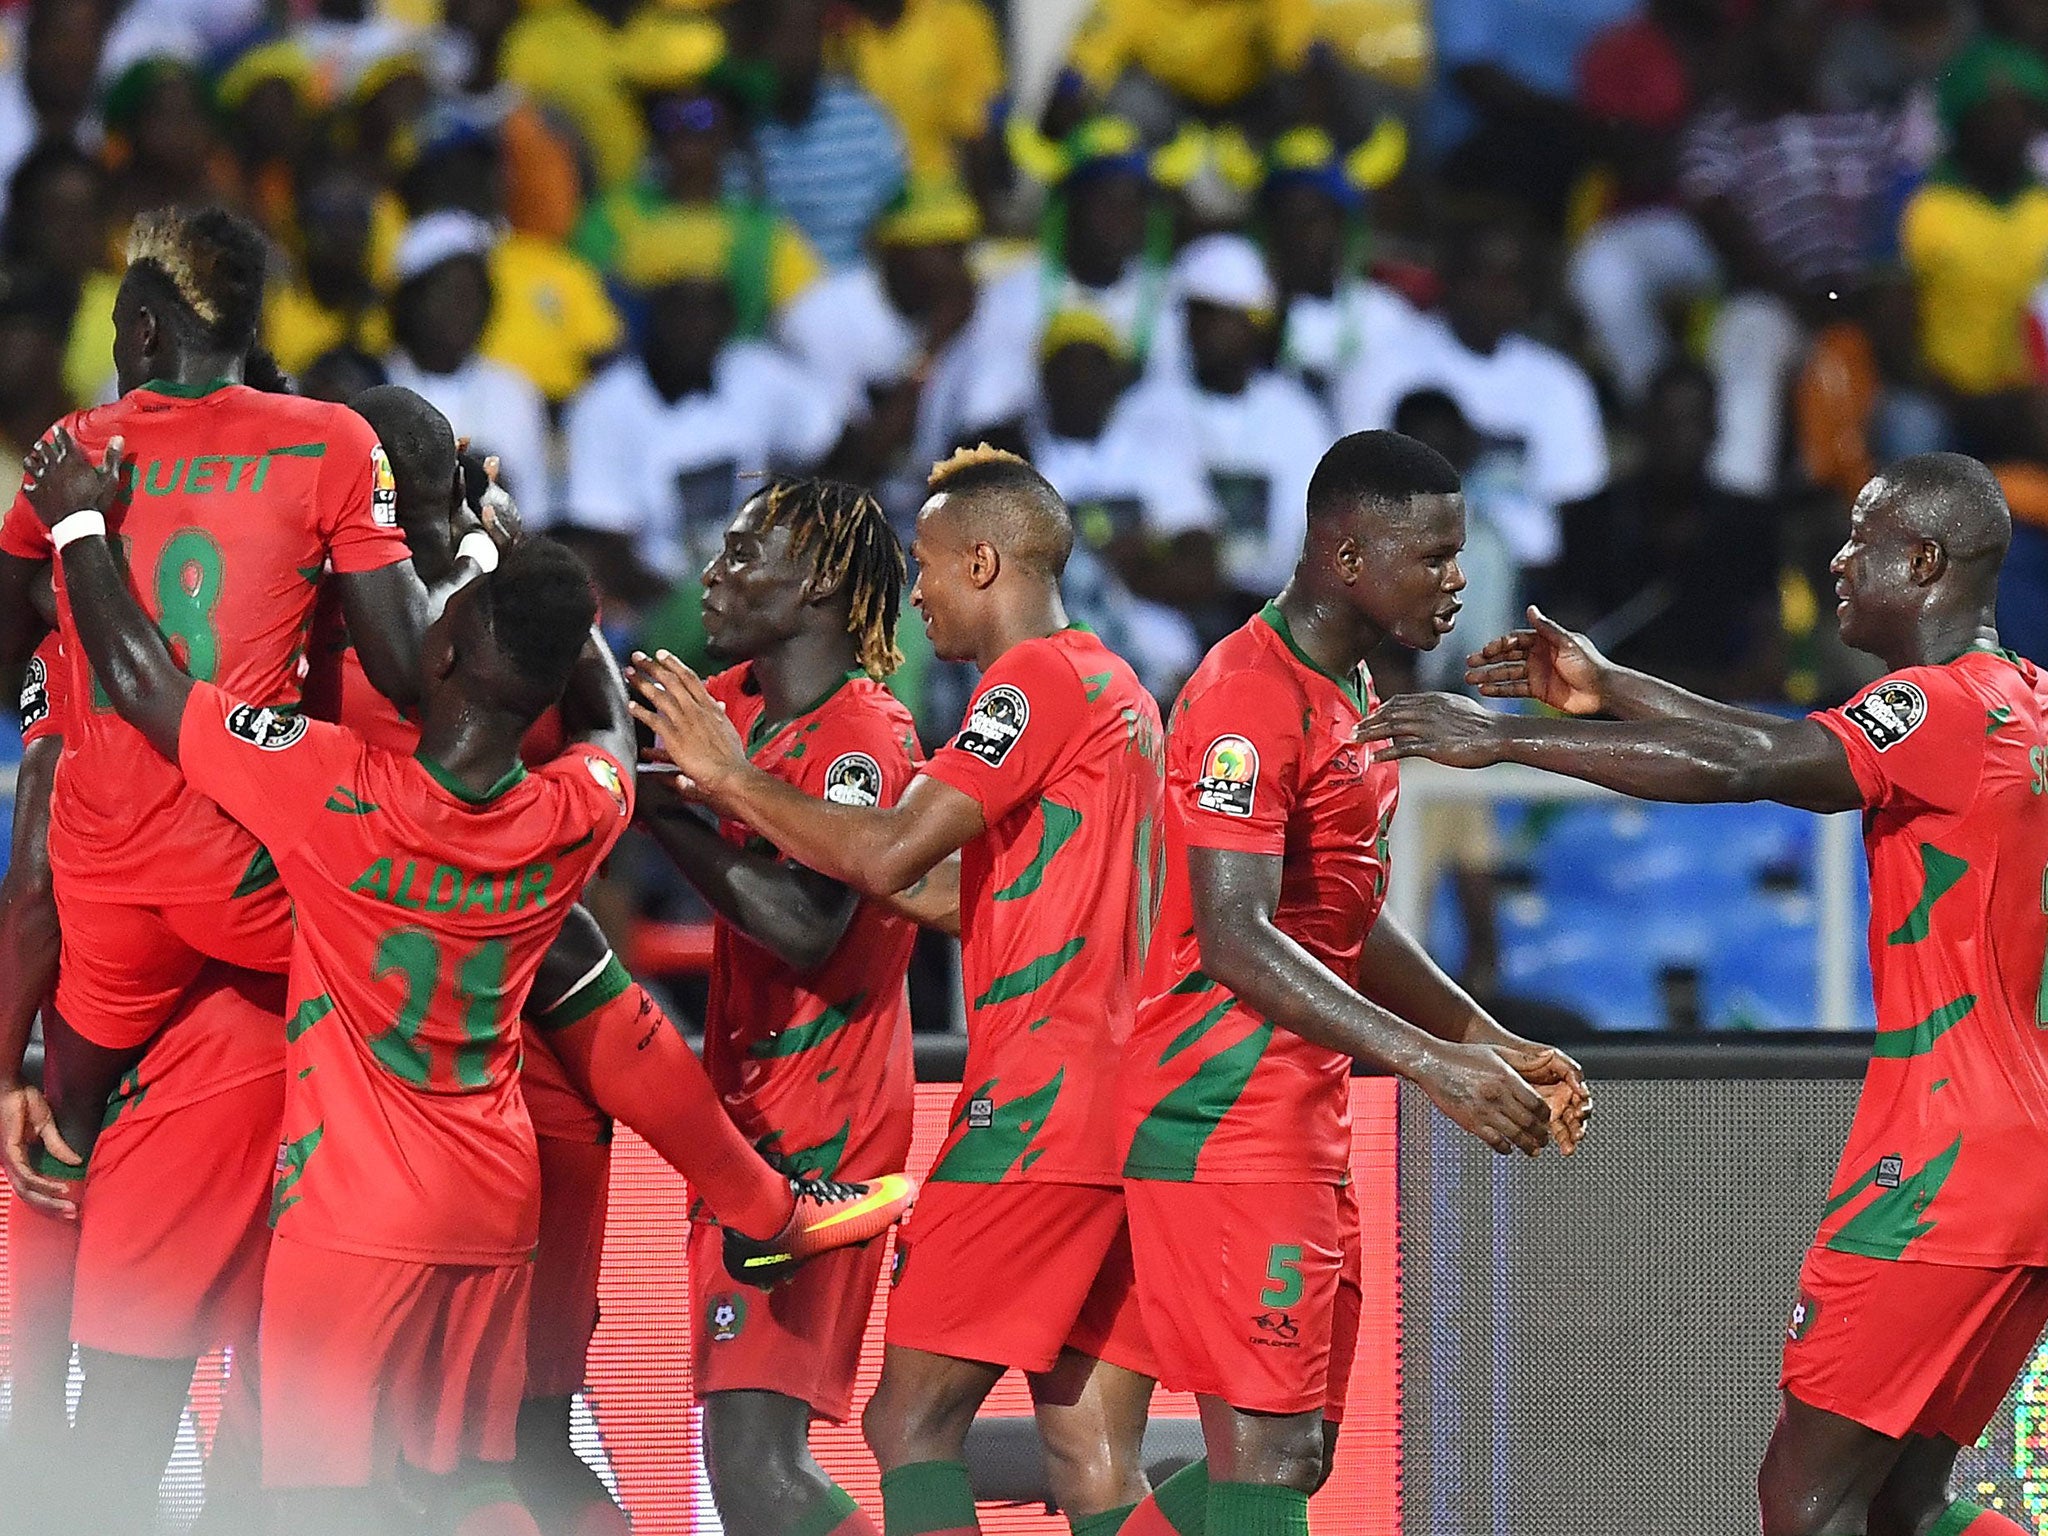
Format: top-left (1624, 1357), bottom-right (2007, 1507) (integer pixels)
top-left (799, 1173), bottom-right (917, 1235)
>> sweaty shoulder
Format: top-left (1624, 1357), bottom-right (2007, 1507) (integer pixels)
top-left (1812, 656), bottom-right (2000, 815)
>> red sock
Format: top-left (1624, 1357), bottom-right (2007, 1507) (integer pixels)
top-left (538, 963), bottom-right (794, 1240)
top-left (826, 1509), bottom-right (882, 1534)
top-left (5, 1196), bottom-right (79, 1436)
top-left (1118, 1502), bottom-right (1176, 1536)
top-left (1936, 1501), bottom-right (2028, 1536)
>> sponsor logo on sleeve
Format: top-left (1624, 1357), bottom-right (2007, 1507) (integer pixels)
top-left (1195, 734), bottom-right (1259, 817)
top-left (952, 684), bottom-right (1029, 767)
top-left (585, 754), bottom-right (629, 815)
top-left (226, 703), bottom-right (308, 751)
top-left (1844, 680), bottom-right (1927, 751)
top-left (370, 446), bottom-right (398, 527)
top-left (822, 751), bottom-right (883, 807)
top-left (18, 655), bottom-right (48, 732)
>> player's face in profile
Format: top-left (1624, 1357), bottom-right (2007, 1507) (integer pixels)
top-left (420, 579), bottom-right (479, 702)
top-left (700, 498), bottom-right (811, 661)
top-left (110, 274), bottom-right (151, 397)
top-left (1831, 488), bottom-right (1915, 653)
top-left (909, 494), bottom-right (975, 662)
top-left (1357, 491), bottom-right (1467, 650)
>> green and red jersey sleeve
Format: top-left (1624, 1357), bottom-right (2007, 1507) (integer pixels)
top-left (1811, 665), bottom-right (1986, 815)
top-left (1169, 662), bottom-right (1305, 857)
top-left (18, 631), bottom-right (62, 746)
top-left (921, 640), bottom-right (1092, 823)
top-left (177, 680), bottom-right (363, 855)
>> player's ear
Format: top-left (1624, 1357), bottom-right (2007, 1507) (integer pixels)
top-left (136, 304), bottom-right (162, 361)
top-left (967, 539), bottom-right (1000, 590)
top-left (1333, 535), bottom-right (1365, 586)
top-left (1910, 537), bottom-right (1948, 588)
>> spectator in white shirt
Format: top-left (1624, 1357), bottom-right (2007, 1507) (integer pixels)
top-left (1259, 127), bottom-right (1417, 409)
top-left (1134, 233), bottom-right (1334, 606)
top-left (384, 210), bottom-right (553, 513)
top-left (1337, 218), bottom-right (1607, 571)
top-left (561, 236), bottom-right (849, 580)
top-left (955, 115), bottom-right (1171, 437)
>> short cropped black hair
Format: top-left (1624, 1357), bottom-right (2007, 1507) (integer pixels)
top-left (479, 540), bottom-right (599, 710)
top-left (351, 384), bottom-right (456, 505)
top-left (1306, 429), bottom-right (1462, 526)
top-left (124, 206), bottom-right (269, 356)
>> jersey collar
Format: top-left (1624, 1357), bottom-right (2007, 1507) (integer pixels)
top-left (416, 753), bottom-right (528, 805)
top-left (1258, 601), bottom-right (1368, 712)
top-left (138, 377), bottom-right (235, 399)
top-left (745, 668), bottom-right (865, 755)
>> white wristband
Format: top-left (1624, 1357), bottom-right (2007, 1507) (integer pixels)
top-left (50, 510), bottom-right (105, 550)
top-left (457, 530), bottom-right (500, 573)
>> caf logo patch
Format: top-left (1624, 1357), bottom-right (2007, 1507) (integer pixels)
top-left (585, 754), bottom-right (629, 814)
top-left (370, 445), bottom-right (398, 527)
top-left (823, 751), bottom-right (883, 807)
top-left (18, 654), bottom-right (47, 732)
top-left (709, 1292), bottom-right (747, 1343)
top-left (226, 703), bottom-right (308, 751)
top-left (1195, 734), bottom-right (1259, 818)
top-left (1844, 680), bottom-right (1927, 751)
top-left (953, 684), bottom-right (1029, 767)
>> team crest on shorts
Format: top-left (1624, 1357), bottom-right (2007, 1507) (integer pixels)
top-left (823, 752), bottom-right (883, 807)
top-left (226, 702), bottom-right (308, 751)
top-left (17, 655), bottom-right (47, 732)
top-left (1195, 734), bottom-right (1259, 818)
top-left (953, 685), bottom-right (1028, 766)
top-left (370, 445), bottom-right (399, 527)
top-left (1787, 1292), bottom-right (1818, 1342)
top-left (585, 754), bottom-right (629, 814)
top-left (1844, 680), bottom-right (1927, 751)
top-left (709, 1292), bottom-right (747, 1343)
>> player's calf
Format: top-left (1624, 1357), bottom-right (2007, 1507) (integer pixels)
top-left (704, 1389), bottom-right (878, 1536)
top-left (507, 1398), bottom-right (628, 1536)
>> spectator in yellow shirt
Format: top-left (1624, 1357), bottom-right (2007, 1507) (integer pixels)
top-left (575, 92), bottom-right (822, 337)
top-left (1901, 38), bottom-right (2048, 409)
top-left (403, 113), bottom-right (625, 403)
top-left (264, 167), bottom-right (393, 379)
top-left (837, 0), bottom-right (1005, 182)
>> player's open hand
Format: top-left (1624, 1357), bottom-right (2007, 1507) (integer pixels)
top-left (1416, 1039), bottom-right (1552, 1156)
top-left (1497, 1040), bottom-right (1591, 1155)
top-left (1358, 692), bottom-right (1505, 768)
top-left (21, 428), bottom-right (124, 529)
top-left (476, 456), bottom-right (524, 550)
top-left (627, 650), bottom-right (749, 804)
top-left (1465, 606), bottom-right (1609, 715)
top-left (0, 1083), bottom-right (81, 1217)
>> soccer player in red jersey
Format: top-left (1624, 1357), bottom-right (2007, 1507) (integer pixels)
top-left (1117, 431), bottom-right (1588, 1536)
top-left (0, 207), bottom-right (434, 1168)
top-left (0, 629), bottom-right (286, 1535)
top-left (24, 423), bottom-right (641, 1536)
top-left (1364, 452), bottom-right (2048, 1536)
top-left (632, 446), bottom-right (1167, 1536)
top-left (636, 479), bottom-right (920, 1536)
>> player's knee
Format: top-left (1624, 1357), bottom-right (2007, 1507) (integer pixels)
top-left (703, 1395), bottom-right (820, 1521)
top-left (1757, 1461), bottom-right (1863, 1536)
top-left (1232, 1415), bottom-right (1325, 1495)
top-left (862, 1373), bottom-right (977, 1467)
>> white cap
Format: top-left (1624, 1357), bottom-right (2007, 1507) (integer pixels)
top-left (1175, 233), bottom-right (1276, 316)
top-left (392, 210), bottom-right (498, 285)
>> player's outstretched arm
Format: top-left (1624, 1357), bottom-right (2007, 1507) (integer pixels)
top-left (0, 736), bottom-right (81, 1213)
top-left (883, 852), bottom-right (962, 937)
top-left (636, 785), bottom-right (861, 975)
top-left (1189, 844), bottom-right (1552, 1157)
top-left (630, 651), bottom-right (985, 898)
top-left (1469, 605), bottom-right (1788, 733)
top-left (558, 628), bottom-right (636, 770)
top-left (1360, 691), bottom-right (1862, 813)
top-left (20, 431), bottom-right (191, 760)
top-left (1357, 911), bottom-right (1589, 1154)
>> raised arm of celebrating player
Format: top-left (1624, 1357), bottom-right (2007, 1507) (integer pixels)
top-left (630, 650), bottom-right (984, 902)
top-left (19, 431), bottom-right (194, 760)
top-left (1362, 605), bottom-right (1863, 812)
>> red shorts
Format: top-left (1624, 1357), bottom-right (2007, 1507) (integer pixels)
top-left (689, 1205), bottom-right (889, 1424)
top-left (73, 1071), bottom-right (282, 1359)
top-left (886, 1181), bottom-right (1153, 1377)
top-left (525, 1135), bottom-right (611, 1401)
top-left (1126, 1179), bottom-right (1361, 1420)
top-left (1781, 1245), bottom-right (2048, 1443)
top-left (260, 1233), bottom-right (530, 1488)
top-left (52, 881), bottom-right (292, 1049)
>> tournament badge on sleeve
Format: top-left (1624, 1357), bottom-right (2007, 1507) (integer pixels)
top-left (1196, 734), bottom-right (1259, 817)
top-left (954, 685), bottom-right (1029, 766)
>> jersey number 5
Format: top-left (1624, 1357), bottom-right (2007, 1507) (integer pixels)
top-left (370, 925), bottom-right (510, 1089)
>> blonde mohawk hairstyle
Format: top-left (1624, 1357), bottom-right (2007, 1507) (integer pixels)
top-left (121, 206), bottom-right (268, 353)
top-left (126, 210), bottom-right (224, 327)
top-left (752, 478), bottom-right (906, 680)
top-left (928, 442), bottom-right (1031, 489)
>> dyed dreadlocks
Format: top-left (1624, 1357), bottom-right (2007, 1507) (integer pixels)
top-left (750, 477), bottom-right (905, 679)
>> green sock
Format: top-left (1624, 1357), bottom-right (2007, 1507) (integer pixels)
top-left (1150, 1459), bottom-right (1209, 1535)
top-left (789, 1483), bottom-right (867, 1536)
top-left (879, 1461), bottom-right (977, 1536)
top-left (1204, 1482), bottom-right (1308, 1536)
top-left (1070, 1504), bottom-right (1136, 1536)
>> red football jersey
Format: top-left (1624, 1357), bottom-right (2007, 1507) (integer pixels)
top-left (1810, 647), bottom-right (2048, 1265)
top-left (700, 665), bottom-right (920, 1186)
top-left (919, 627), bottom-right (1165, 1186)
top-left (1122, 605), bottom-right (1394, 1184)
top-left (175, 681), bottom-right (633, 1264)
top-left (0, 384), bottom-right (410, 899)
top-left (18, 637), bottom-right (286, 1123)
